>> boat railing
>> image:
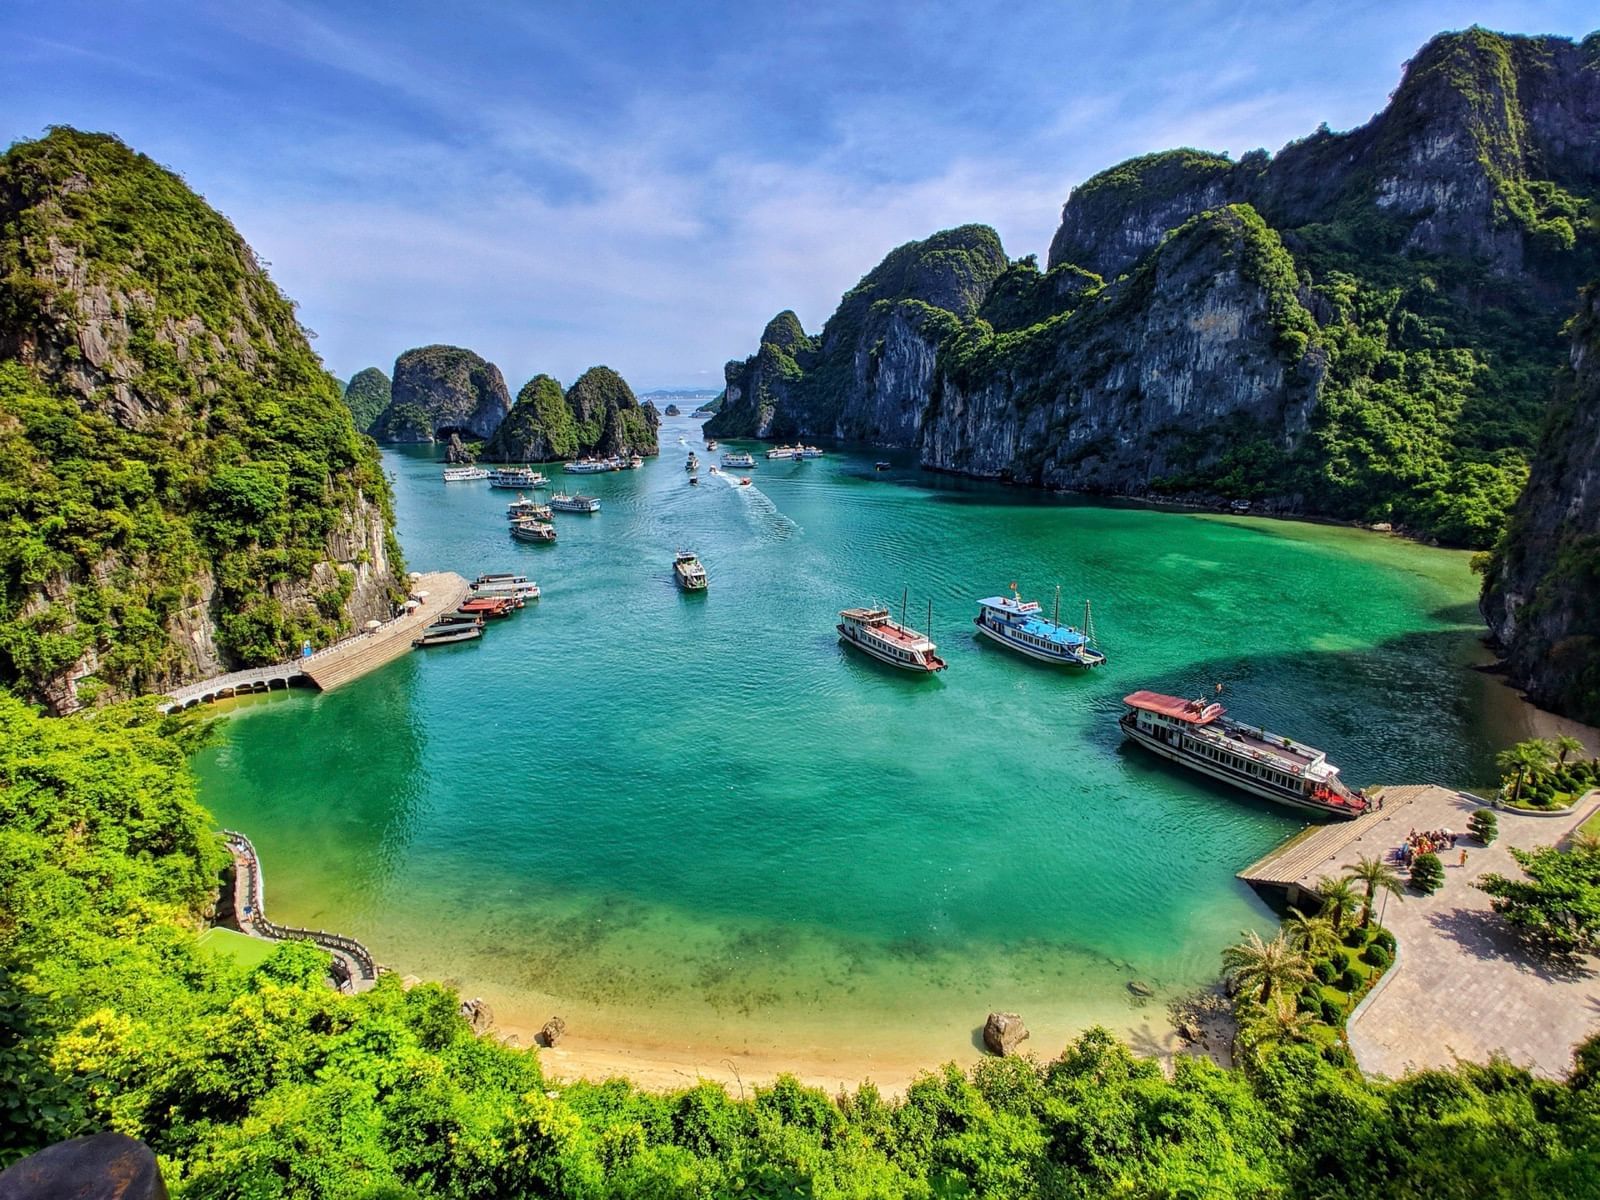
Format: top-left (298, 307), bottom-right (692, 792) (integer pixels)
top-left (1183, 722), bottom-right (1316, 777)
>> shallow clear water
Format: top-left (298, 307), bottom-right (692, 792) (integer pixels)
top-left (194, 418), bottom-right (1502, 1067)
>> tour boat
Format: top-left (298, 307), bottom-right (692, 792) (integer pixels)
top-left (673, 550), bottom-right (708, 591)
top-left (705, 439), bottom-right (719, 451)
top-left (837, 603), bottom-right (946, 672)
top-left (623, 454), bottom-right (644, 470)
top-left (413, 623), bottom-right (483, 647)
top-left (442, 466), bottom-right (489, 482)
top-left (766, 445), bottom-right (802, 460)
top-left (488, 467), bottom-right (546, 489)
top-left (1118, 692), bottom-right (1369, 818)
top-left (801, 446), bottom-right (823, 458)
top-left (470, 573), bottom-right (540, 599)
top-left (973, 587), bottom-right (1105, 668)
top-left (722, 451), bottom-right (755, 468)
top-left (549, 492), bottom-right (601, 513)
top-left (686, 452), bottom-right (700, 472)
top-left (510, 519), bottom-right (557, 543)
top-left (506, 499), bottom-right (552, 520)
top-left (459, 596), bottom-right (520, 616)
top-left (564, 457), bottom-right (613, 474)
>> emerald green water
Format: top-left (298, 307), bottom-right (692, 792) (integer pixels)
top-left (194, 418), bottom-right (1504, 1072)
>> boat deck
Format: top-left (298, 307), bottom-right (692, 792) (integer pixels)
top-left (841, 611), bottom-right (931, 648)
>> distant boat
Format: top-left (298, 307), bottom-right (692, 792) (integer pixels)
top-left (973, 586), bottom-right (1105, 668)
top-left (564, 457), bottom-right (614, 474)
top-left (507, 498), bottom-right (552, 520)
top-left (705, 439), bottom-right (719, 451)
top-left (722, 451), bottom-right (755, 468)
top-left (622, 454), bottom-right (644, 470)
top-left (837, 597), bottom-right (945, 672)
top-left (549, 492), bottom-right (601, 513)
top-left (488, 466), bottom-right (546, 489)
top-left (800, 446), bottom-right (823, 458)
top-left (1119, 691), bottom-right (1369, 818)
top-left (766, 445), bottom-right (802, 460)
top-left (673, 550), bottom-right (708, 591)
top-left (875, 461), bottom-right (891, 471)
top-left (688, 475), bottom-right (700, 486)
top-left (738, 477), bottom-right (752, 486)
top-left (442, 466), bottom-right (489, 482)
top-left (510, 519), bottom-right (557, 542)
top-left (686, 452), bottom-right (700, 472)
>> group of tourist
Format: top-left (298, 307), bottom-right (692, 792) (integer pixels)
top-left (1394, 827), bottom-right (1456, 865)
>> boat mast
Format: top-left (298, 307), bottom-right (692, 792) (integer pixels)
top-left (926, 597), bottom-right (932, 638)
top-left (1084, 600), bottom-right (1096, 646)
top-left (901, 586), bottom-right (908, 627)
top-left (1053, 585), bottom-right (1061, 626)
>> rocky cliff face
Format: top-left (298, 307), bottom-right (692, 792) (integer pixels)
top-left (0, 128), bottom-right (403, 712)
top-left (481, 366), bottom-right (658, 462)
top-left (710, 28), bottom-right (1600, 547)
top-left (372, 345), bottom-right (511, 442)
top-left (1481, 283), bottom-right (1600, 723)
top-left (342, 366), bottom-right (391, 433)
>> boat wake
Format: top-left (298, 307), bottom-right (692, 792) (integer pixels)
top-left (718, 470), bottom-right (799, 538)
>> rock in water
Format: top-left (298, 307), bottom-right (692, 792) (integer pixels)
top-left (539, 1016), bottom-right (567, 1046)
top-left (983, 1011), bottom-right (1029, 1056)
top-left (444, 432), bottom-right (475, 464)
top-left (372, 345), bottom-right (512, 442)
top-left (1128, 980), bottom-right (1155, 998)
top-left (664, 403), bottom-right (681, 416)
top-left (460, 997), bottom-right (494, 1035)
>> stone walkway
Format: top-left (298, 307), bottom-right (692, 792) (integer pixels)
top-left (1293, 785), bottom-right (1600, 1080)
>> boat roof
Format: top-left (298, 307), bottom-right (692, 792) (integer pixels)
top-left (1124, 691), bottom-right (1224, 724)
top-left (977, 595), bottom-right (1042, 613)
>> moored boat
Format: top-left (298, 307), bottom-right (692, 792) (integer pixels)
top-left (507, 497), bottom-right (552, 520)
top-left (413, 622), bottom-right (483, 647)
top-left (470, 573), bottom-right (541, 599)
top-left (766, 445), bottom-right (801, 460)
top-left (800, 445), bottom-right (823, 458)
top-left (459, 596), bottom-right (520, 616)
top-left (837, 600), bottom-right (945, 672)
top-left (564, 457), bottom-right (614, 474)
top-left (973, 587), bottom-right (1105, 667)
top-left (673, 550), bottom-right (708, 591)
top-left (1118, 692), bottom-right (1369, 818)
top-left (549, 492), bottom-right (601, 513)
top-left (721, 451), bottom-right (755, 468)
top-left (442, 466), bottom-right (490, 481)
top-left (875, 461), bottom-right (891, 471)
top-left (510, 519), bottom-right (557, 542)
top-left (488, 466), bottom-right (547, 489)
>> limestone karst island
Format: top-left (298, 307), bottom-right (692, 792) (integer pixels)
top-left (4, 6), bottom-right (1600, 1197)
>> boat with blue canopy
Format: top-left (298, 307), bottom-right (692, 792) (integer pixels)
top-left (973, 585), bottom-right (1105, 667)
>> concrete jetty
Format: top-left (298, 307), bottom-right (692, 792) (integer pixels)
top-left (158, 571), bottom-right (469, 712)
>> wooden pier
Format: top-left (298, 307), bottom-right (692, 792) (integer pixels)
top-left (1235, 785), bottom-right (1430, 905)
top-left (158, 570), bottom-right (469, 711)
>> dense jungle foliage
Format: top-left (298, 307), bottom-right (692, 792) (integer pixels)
top-left (3, 692), bottom-right (1598, 1199)
top-left (342, 368), bottom-right (392, 435)
top-left (0, 128), bottom-right (401, 706)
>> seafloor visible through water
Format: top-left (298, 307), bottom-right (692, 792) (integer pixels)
top-left (195, 416), bottom-right (1510, 1073)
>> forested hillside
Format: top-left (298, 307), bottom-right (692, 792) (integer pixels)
top-left (0, 128), bottom-right (402, 712)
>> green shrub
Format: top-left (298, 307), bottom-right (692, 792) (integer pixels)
top-left (1372, 927), bottom-right (1397, 953)
top-left (1362, 943), bottom-right (1391, 968)
top-left (1337, 968), bottom-right (1362, 992)
top-left (1469, 808), bottom-right (1498, 845)
top-left (1319, 997), bottom-right (1343, 1026)
top-left (1296, 987), bottom-right (1321, 1014)
top-left (1410, 852), bottom-right (1445, 895)
top-left (1322, 1044), bottom-right (1356, 1069)
top-left (1330, 949), bottom-right (1351, 972)
top-left (1313, 960), bottom-right (1336, 985)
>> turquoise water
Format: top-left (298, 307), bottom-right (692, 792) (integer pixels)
top-left (194, 418), bottom-right (1502, 1071)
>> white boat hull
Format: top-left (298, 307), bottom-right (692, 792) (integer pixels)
top-left (1119, 720), bottom-right (1354, 817)
top-left (974, 621), bottom-right (1102, 667)
top-left (837, 624), bottom-right (942, 673)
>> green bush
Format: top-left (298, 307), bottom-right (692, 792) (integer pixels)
top-left (1296, 987), bottom-right (1321, 1014)
top-left (1410, 851), bottom-right (1445, 895)
top-left (1362, 943), bottom-right (1391, 968)
top-left (1372, 927), bottom-right (1397, 953)
top-left (1330, 949), bottom-right (1351, 972)
top-left (1321, 1044), bottom-right (1356, 1069)
top-left (1469, 808), bottom-right (1499, 845)
top-left (1313, 960), bottom-right (1336, 984)
top-left (1337, 968), bottom-right (1362, 992)
top-left (1319, 997), bottom-right (1343, 1025)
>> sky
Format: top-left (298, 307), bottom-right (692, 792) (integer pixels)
top-left (2, 2), bottom-right (1595, 391)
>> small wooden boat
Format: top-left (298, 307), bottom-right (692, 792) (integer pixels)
top-left (413, 623), bottom-right (483, 647)
top-left (738, 477), bottom-right (752, 486)
top-left (688, 476), bottom-right (700, 486)
top-left (458, 596), bottom-right (519, 617)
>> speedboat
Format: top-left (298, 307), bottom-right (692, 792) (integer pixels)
top-left (705, 439), bottom-right (719, 451)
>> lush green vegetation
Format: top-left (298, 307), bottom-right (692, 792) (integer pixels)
top-left (562, 366), bottom-right (658, 458)
top-left (482, 374), bottom-right (578, 463)
top-left (1494, 736), bottom-right (1599, 810)
top-left (5, 693), bottom-right (1600, 1197)
top-left (1480, 841), bottom-right (1600, 957)
top-left (0, 129), bottom-right (401, 707)
top-left (341, 368), bottom-right (392, 434)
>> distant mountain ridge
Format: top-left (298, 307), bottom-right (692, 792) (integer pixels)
top-left (708, 27), bottom-right (1600, 547)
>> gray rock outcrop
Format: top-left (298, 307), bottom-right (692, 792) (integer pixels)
top-left (983, 1011), bottom-right (1029, 1056)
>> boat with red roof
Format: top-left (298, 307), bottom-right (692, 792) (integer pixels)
top-left (1118, 690), bottom-right (1368, 818)
top-left (837, 598), bottom-right (946, 673)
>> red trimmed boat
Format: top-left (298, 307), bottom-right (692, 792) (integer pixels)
top-left (837, 605), bottom-right (946, 673)
top-left (1118, 691), bottom-right (1368, 818)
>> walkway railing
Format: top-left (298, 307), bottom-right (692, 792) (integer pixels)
top-left (220, 829), bottom-right (379, 984)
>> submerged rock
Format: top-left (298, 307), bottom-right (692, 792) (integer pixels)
top-left (983, 1011), bottom-right (1029, 1056)
top-left (1128, 980), bottom-right (1155, 998)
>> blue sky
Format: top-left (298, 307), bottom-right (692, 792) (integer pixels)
top-left (2, 2), bottom-right (1594, 390)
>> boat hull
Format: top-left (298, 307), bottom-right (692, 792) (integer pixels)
top-left (837, 624), bottom-right (945, 672)
top-left (1118, 717), bottom-right (1357, 818)
top-left (973, 620), bottom-right (1104, 667)
top-left (413, 627), bottom-right (482, 647)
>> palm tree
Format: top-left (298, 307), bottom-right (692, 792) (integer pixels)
top-left (1497, 741), bottom-right (1553, 803)
top-left (1239, 996), bottom-right (1319, 1053)
top-left (1554, 734), bottom-right (1585, 768)
top-left (1222, 930), bottom-right (1312, 1007)
top-left (1282, 906), bottom-right (1337, 958)
top-left (1315, 876), bottom-right (1359, 932)
top-left (1344, 855), bottom-right (1405, 928)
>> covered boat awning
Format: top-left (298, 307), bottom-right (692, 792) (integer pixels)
top-left (1123, 690), bottom-right (1223, 724)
